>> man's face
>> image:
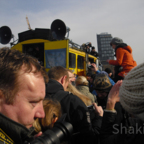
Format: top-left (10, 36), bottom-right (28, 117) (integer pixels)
top-left (112, 44), bottom-right (116, 49)
top-left (0, 68), bottom-right (45, 129)
top-left (68, 71), bottom-right (76, 83)
top-left (96, 90), bottom-right (108, 99)
top-left (108, 73), bottom-right (112, 77)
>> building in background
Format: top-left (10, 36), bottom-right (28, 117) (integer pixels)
top-left (97, 32), bottom-right (114, 70)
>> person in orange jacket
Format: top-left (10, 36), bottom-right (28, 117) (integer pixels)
top-left (107, 37), bottom-right (137, 82)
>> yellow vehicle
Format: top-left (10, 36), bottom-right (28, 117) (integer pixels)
top-left (0, 19), bottom-right (99, 76)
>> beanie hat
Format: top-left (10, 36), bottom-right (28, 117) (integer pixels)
top-left (92, 46), bottom-right (95, 50)
top-left (93, 73), bottom-right (112, 92)
top-left (119, 63), bottom-right (144, 115)
top-left (110, 37), bottom-right (123, 46)
top-left (105, 68), bottom-right (112, 74)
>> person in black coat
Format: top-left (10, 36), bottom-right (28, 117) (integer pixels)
top-left (46, 66), bottom-right (102, 144)
top-left (100, 80), bottom-right (144, 144)
top-left (90, 46), bottom-right (99, 57)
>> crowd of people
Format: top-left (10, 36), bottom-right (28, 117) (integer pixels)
top-left (0, 37), bottom-right (143, 144)
top-left (81, 42), bottom-right (99, 57)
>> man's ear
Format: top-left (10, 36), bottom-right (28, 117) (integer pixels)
top-left (61, 75), bottom-right (67, 84)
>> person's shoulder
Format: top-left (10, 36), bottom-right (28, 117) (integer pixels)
top-left (116, 47), bottom-right (124, 52)
top-left (66, 92), bottom-right (79, 99)
top-left (77, 85), bottom-right (85, 90)
top-left (65, 93), bottom-right (85, 104)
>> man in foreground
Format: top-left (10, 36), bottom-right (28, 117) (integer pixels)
top-left (46, 66), bottom-right (91, 133)
top-left (46, 66), bottom-right (102, 144)
top-left (0, 48), bottom-right (48, 144)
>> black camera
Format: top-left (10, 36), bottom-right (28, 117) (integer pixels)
top-left (28, 121), bottom-right (73, 144)
top-left (88, 65), bottom-right (94, 69)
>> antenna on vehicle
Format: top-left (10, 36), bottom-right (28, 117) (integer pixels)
top-left (26, 16), bottom-right (32, 30)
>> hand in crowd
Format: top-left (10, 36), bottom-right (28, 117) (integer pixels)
top-left (93, 103), bottom-right (104, 117)
top-left (91, 63), bottom-right (98, 72)
top-left (106, 80), bottom-right (122, 110)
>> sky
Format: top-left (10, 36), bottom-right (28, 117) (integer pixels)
top-left (0, 0), bottom-right (144, 65)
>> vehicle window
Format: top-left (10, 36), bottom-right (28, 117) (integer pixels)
top-left (89, 58), bottom-right (94, 63)
top-left (45, 48), bottom-right (66, 68)
top-left (23, 43), bottom-right (44, 66)
top-left (69, 53), bottom-right (76, 68)
top-left (78, 55), bottom-right (84, 69)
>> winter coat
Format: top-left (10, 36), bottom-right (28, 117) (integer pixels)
top-left (108, 44), bottom-right (137, 77)
top-left (46, 79), bottom-right (102, 144)
top-left (46, 79), bottom-right (92, 133)
top-left (76, 85), bottom-right (97, 103)
top-left (90, 51), bottom-right (99, 57)
top-left (0, 113), bottom-right (34, 144)
top-left (100, 111), bottom-right (144, 144)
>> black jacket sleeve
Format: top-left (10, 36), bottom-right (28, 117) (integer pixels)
top-left (100, 111), bottom-right (119, 144)
top-left (61, 94), bottom-right (92, 133)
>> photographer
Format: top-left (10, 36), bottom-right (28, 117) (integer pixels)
top-left (91, 63), bottom-right (115, 86)
top-left (81, 42), bottom-right (92, 54)
top-left (90, 47), bottom-right (99, 57)
top-left (0, 48), bottom-right (48, 144)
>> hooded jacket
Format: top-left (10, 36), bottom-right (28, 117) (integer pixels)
top-left (45, 79), bottom-right (92, 133)
top-left (109, 44), bottom-right (137, 77)
top-left (46, 79), bottom-right (103, 144)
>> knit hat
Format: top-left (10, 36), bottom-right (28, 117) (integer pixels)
top-left (119, 63), bottom-right (144, 116)
top-left (110, 37), bottom-right (123, 46)
top-left (93, 73), bottom-right (112, 92)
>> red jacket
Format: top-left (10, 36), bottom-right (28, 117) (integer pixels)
top-left (109, 45), bottom-right (137, 77)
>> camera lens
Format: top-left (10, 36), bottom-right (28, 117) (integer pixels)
top-left (30, 122), bottom-right (73, 144)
